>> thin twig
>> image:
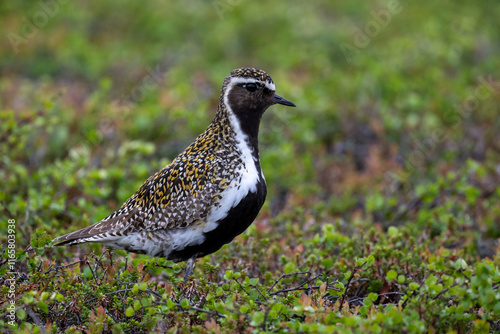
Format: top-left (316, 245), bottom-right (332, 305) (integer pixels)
top-left (338, 263), bottom-right (364, 312)
top-left (104, 306), bottom-right (118, 323)
top-left (85, 288), bottom-right (134, 304)
top-left (233, 278), bottom-right (267, 302)
top-left (401, 290), bottom-right (415, 310)
top-left (26, 306), bottom-right (47, 334)
top-left (267, 271), bottom-right (311, 293)
top-left (153, 300), bottom-right (226, 318)
top-left (44, 260), bottom-right (82, 274)
top-left (85, 258), bottom-right (99, 285)
top-left (432, 283), bottom-right (459, 301)
top-left (269, 274), bottom-right (324, 296)
top-left (348, 292), bottom-right (404, 304)
top-left (262, 301), bottom-right (277, 332)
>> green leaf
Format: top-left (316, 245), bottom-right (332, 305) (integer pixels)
top-left (166, 299), bottom-right (175, 310)
top-left (334, 282), bottom-right (345, 294)
top-left (17, 308), bottom-right (26, 320)
top-left (38, 301), bottom-right (48, 314)
top-left (249, 278), bottom-right (259, 286)
top-left (83, 267), bottom-right (93, 279)
top-left (284, 262), bottom-right (296, 274)
top-left (223, 270), bottom-right (233, 280)
top-left (368, 292), bottom-right (378, 302)
top-left (322, 258), bottom-right (333, 269)
top-left (180, 298), bottom-right (190, 309)
top-left (386, 270), bottom-right (397, 281)
top-left (388, 226), bottom-right (398, 238)
top-left (250, 311), bottom-right (265, 326)
top-left (125, 306), bottom-right (135, 317)
top-left (455, 258), bottom-right (468, 270)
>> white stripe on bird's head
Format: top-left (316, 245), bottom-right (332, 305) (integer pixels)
top-left (226, 77), bottom-right (276, 92)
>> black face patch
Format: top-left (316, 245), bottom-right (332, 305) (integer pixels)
top-left (226, 82), bottom-right (273, 143)
top-left (228, 83), bottom-right (273, 112)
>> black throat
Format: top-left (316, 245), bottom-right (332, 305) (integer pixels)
top-left (232, 109), bottom-right (262, 154)
top-left (226, 90), bottom-right (269, 156)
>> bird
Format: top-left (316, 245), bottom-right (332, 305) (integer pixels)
top-left (52, 67), bottom-right (296, 277)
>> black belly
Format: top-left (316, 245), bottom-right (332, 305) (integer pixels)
top-left (168, 179), bottom-right (267, 262)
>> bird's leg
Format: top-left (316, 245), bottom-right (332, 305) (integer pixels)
top-left (105, 246), bottom-right (115, 265)
top-left (183, 257), bottom-right (196, 282)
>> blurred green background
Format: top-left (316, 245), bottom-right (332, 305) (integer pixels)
top-left (1, 0), bottom-right (500, 253)
top-left (1, 1), bottom-right (500, 332)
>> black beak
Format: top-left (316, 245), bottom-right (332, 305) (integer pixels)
top-left (272, 93), bottom-right (296, 107)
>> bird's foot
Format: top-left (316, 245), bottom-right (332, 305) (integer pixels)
top-left (183, 257), bottom-right (196, 282)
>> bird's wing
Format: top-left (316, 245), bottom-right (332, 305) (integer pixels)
top-left (53, 151), bottom-right (229, 246)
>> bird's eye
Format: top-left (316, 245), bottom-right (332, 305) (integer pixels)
top-left (243, 83), bottom-right (258, 92)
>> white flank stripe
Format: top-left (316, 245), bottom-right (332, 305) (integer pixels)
top-left (100, 227), bottom-right (206, 257)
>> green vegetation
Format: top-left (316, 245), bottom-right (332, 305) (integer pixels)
top-left (1, 0), bottom-right (500, 332)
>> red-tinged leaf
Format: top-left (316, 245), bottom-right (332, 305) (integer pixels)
top-left (299, 293), bottom-right (312, 307)
top-left (319, 282), bottom-right (327, 294)
top-left (97, 306), bottom-right (106, 319)
top-left (205, 318), bottom-right (218, 330)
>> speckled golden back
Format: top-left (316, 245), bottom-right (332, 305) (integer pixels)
top-left (99, 114), bottom-right (243, 233)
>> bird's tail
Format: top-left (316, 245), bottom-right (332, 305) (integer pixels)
top-left (25, 225), bottom-right (95, 253)
top-left (52, 225), bottom-right (98, 246)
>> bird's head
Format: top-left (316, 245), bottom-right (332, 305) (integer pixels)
top-left (221, 67), bottom-right (295, 118)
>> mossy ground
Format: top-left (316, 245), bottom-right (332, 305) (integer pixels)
top-left (1, 1), bottom-right (500, 333)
